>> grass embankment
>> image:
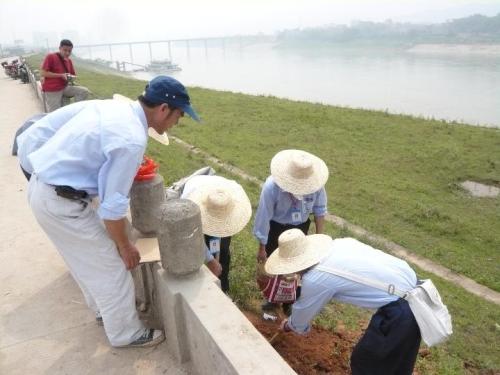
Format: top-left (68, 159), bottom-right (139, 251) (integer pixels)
top-left (26, 54), bottom-right (500, 373)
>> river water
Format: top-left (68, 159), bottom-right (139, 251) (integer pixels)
top-left (77, 41), bottom-right (500, 128)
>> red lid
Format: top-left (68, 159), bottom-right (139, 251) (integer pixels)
top-left (134, 156), bottom-right (159, 181)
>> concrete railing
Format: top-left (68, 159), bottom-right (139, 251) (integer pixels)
top-left (131, 199), bottom-right (296, 375)
top-left (24, 62), bottom-right (47, 112)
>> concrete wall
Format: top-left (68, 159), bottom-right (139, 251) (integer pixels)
top-left (151, 264), bottom-right (296, 375)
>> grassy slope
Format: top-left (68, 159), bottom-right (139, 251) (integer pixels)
top-left (151, 140), bottom-right (500, 374)
top-left (173, 89), bottom-right (500, 291)
top-left (26, 55), bottom-right (500, 373)
top-left (57, 53), bottom-right (499, 291)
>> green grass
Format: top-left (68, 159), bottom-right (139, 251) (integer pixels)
top-left (152, 140), bottom-right (500, 374)
top-left (25, 54), bottom-right (500, 373)
top-left (172, 91), bottom-right (500, 292)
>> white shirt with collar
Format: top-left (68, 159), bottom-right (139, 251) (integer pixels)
top-left (17, 101), bottom-right (88, 173)
top-left (18, 99), bottom-right (148, 221)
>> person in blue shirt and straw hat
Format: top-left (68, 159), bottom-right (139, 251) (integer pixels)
top-left (266, 229), bottom-right (421, 375)
top-left (253, 149), bottom-right (328, 316)
top-left (17, 76), bottom-right (199, 348)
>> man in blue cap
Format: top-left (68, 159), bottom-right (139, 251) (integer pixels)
top-left (17, 76), bottom-right (199, 348)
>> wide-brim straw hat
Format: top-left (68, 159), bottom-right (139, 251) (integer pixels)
top-left (186, 177), bottom-right (252, 237)
top-left (113, 93), bottom-right (169, 145)
top-left (265, 229), bottom-right (332, 275)
top-left (270, 149), bottom-right (329, 195)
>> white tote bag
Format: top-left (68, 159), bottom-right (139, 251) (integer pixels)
top-left (316, 265), bottom-right (453, 347)
top-left (404, 279), bottom-right (453, 346)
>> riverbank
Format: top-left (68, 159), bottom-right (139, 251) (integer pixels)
top-left (407, 43), bottom-right (500, 55)
top-left (24, 55), bottom-right (500, 373)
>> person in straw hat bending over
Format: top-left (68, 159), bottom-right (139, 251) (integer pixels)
top-left (266, 229), bottom-right (421, 375)
top-left (182, 175), bottom-right (252, 293)
top-left (253, 149), bottom-right (328, 314)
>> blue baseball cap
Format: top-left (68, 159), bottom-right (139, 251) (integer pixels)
top-left (144, 76), bottom-right (200, 122)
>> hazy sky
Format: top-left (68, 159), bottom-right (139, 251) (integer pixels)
top-left (1, 0), bottom-right (499, 46)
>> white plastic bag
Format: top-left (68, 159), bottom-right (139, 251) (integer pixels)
top-left (165, 166), bottom-right (216, 200)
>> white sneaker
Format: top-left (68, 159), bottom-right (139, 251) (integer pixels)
top-left (262, 312), bottom-right (278, 321)
top-left (118, 329), bottom-right (165, 348)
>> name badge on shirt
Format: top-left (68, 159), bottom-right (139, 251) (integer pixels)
top-left (209, 238), bottom-right (221, 255)
top-left (304, 197), bottom-right (314, 212)
top-left (291, 209), bottom-right (302, 224)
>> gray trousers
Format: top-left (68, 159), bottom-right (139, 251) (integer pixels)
top-left (28, 176), bottom-right (144, 346)
top-left (44, 85), bottom-right (90, 112)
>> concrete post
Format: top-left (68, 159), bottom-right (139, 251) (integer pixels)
top-left (130, 174), bottom-right (165, 235)
top-left (157, 199), bottom-right (204, 276)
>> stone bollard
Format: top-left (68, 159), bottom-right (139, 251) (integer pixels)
top-left (130, 174), bottom-right (165, 235)
top-left (157, 199), bottom-right (205, 275)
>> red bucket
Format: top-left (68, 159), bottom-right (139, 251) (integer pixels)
top-left (134, 156), bottom-right (159, 181)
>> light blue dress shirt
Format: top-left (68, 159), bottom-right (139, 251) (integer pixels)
top-left (17, 101), bottom-right (88, 173)
top-left (288, 238), bottom-right (418, 334)
top-left (19, 100), bottom-right (148, 221)
top-left (12, 113), bottom-right (47, 156)
top-left (253, 176), bottom-right (327, 245)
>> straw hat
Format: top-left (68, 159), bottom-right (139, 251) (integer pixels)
top-left (270, 149), bottom-right (328, 195)
top-left (113, 93), bottom-right (169, 145)
top-left (265, 229), bottom-right (332, 275)
top-left (186, 177), bottom-right (252, 237)
top-left (113, 93), bottom-right (133, 102)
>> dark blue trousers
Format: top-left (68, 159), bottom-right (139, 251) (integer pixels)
top-left (351, 299), bottom-right (421, 375)
top-left (204, 235), bottom-right (231, 293)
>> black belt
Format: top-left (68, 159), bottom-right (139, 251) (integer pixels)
top-left (54, 185), bottom-right (89, 201)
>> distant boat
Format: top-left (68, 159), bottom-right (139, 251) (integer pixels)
top-left (146, 59), bottom-right (181, 73)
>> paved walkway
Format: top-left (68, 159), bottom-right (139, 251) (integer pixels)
top-left (0, 71), bottom-right (185, 374)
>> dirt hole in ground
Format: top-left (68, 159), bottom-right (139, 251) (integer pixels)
top-left (244, 311), bottom-right (435, 375)
top-left (244, 311), bottom-right (359, 374)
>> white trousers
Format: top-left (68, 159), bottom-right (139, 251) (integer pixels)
top-left (28, 176), bottom-right (144, 346)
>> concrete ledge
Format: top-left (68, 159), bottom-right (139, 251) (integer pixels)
top-left (151, 264), bottom-right (296, 375)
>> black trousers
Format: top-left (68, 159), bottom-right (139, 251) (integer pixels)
top-left (265, 218), bottom-right (311, 256)
top-left (204, 235), bottom-right (231, 293)
top-left (351, 299), bottom-right (421, 375)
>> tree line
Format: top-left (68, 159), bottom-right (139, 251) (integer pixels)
top-left (276, 13), bottom-right (500, 45)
